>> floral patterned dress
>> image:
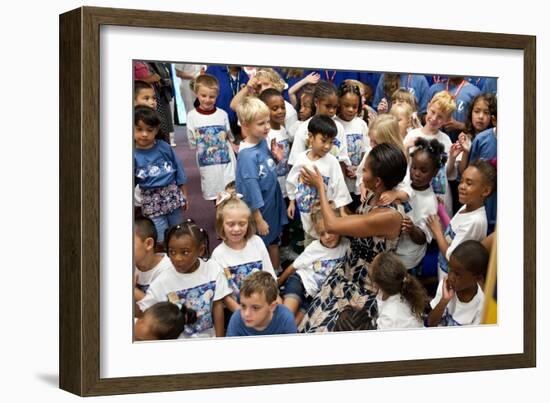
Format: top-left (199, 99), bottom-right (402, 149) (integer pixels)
top-left (298, 193), bottom-right (404, 333)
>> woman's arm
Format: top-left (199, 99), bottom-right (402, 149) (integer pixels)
top-left (301, 166), bottom-right (402, 239)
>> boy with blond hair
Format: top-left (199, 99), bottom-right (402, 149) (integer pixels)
top-left (235, 97), bottom-right (288, 274)
top-left (404, 90), bottom-right (457, 216)
top-left (226, 271), bottom-right (296, 336)
top-left (186, 74), bottom-right (237, 200)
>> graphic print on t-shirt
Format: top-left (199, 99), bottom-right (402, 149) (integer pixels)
top-left (431, 162), bottom-right (448, 195)
top-left (275, 139), bottom-right (290, 177)
top-left (223, 260), bottom-right (263, 300)
top-left (346, 133), bottom-right (364, 166)
top-left (440, 309), bottom-right (461, 326)
top-left (331, 138), bottom-right (342, 158)
top-left (136, 283), bottom-right (149, 294)
top-left (438, 224), bottom-right (456, 273)
top-left (195, 125), bottom-right (230, 167)
top-left (135, 158), bottom-right (175, 181)
top-left (296, 175), bottom-right (330, 213)
top-left (170, 281), bottom-right (217, 336)
top-left (311, 256), bottom-right (345, 291)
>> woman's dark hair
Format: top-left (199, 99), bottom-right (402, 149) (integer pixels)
top-left (333, 305), bottom-right (376, 332)
top-left (465, 92), bottom-right (498, 136)
top-left (164, 218), bottom-right (210, 259)
top-left (367, 143), bottom-right (408, 190)
top-left (146, 302), bottom-right (197, 340)
top-left (468, 159), bottom-right (497, 196)
top-left (312, 80), bottom-right (338, 116)
top-left (307, 114), bottom-right (338, 139)
top-left (134, 105), bottom-right (169, 143)
top-left (259, 88), bottom-right (283, 104)
top-left (410, 137), bottom-right (448, 171)
top-left (370, 252), bottom-right (428, 319)
top-left (338, 82), bottom-right (363, 113)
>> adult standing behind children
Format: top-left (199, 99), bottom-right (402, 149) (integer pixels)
top-left (297, 143), bottom-right (407, 332)
top-left (235, 97), bottom-right (288, 274)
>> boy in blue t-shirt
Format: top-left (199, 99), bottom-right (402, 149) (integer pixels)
top-left (226, 271), bottom-right (297, 336)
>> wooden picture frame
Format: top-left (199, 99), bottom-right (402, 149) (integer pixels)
top-left (59, 6), bottom-right (536, 396)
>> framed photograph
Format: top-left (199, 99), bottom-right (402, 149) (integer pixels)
top-left (59, 6), bottom-right (536, 396)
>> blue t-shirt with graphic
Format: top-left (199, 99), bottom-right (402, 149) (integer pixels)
top-left (134, 140), bottom-right (187, 189)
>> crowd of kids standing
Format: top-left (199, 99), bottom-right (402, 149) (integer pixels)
top-left (133, 62), bottom-right (498, 340)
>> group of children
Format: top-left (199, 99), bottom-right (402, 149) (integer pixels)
top-left (133, 63), bottom-right (498, 340)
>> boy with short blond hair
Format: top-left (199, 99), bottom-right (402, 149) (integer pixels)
top-left (226, 271), bottom-right (296, 336)
top-left (186, 73), bottom-right (237, 200)
top-left (235, 97), bottom-right (288, 274)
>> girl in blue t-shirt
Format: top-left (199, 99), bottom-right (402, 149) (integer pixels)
top-left (134, 105), bottom-right (189, 245)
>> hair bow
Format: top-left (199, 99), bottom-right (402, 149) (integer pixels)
top-left (215, 191), bottom-right (243, 206)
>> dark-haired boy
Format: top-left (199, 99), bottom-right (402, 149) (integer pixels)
top-left (427, 240), bottom-right (489, 326)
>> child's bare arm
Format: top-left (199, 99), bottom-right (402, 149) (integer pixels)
top-left (401, 217), bottom-right (427, 245)
top-left (277, 264), bottom-right (296, 287)
top-left (229, 76), bottom-right (259, 111)
top-left (288, 72), bottom-right (320, 107)
top-left (213, 300), bottom-right (226, 337)
top-left (253, 209), bottom-right (269, 236)
top-left (427, 214), bottom-right (449, 257)
top-left (223, 295), bottom-right (240, 312)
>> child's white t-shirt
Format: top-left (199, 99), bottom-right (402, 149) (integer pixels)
top-left (438, 205), bottom-right (488, 275)
top-left (293, 238), bottom-right (350, 297)
top-left (287, 117), bottom-right (351, 166)
top-left (267, 127), bottom-right (291, 198)
top-left (430, 280), bottom-right (485, 326)
top-left (335, 116), bottom-right (369, 193)
top-left (376, 292), bottom-right (424, 330)
top-left (186, 108), bottom-right (237, 200)
top-left (284, 100), bottom-right (298, 131)
top-left (287, 120), bottom-right (302, 143)
top-left (396, 185), bottom-right (438, 269)
top-left (403, 128), bottom-right (453, 217)
top-left (286, 151), bottom-right (352, 237)
top-left (138, 259), bottom-right (232, 338)
top-left (211, 235), bottom-right (276, 300)
top-left (135, 254), bottom-right (173, 294)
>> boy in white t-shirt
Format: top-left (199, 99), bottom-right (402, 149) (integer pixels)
top-left (186, 74), bottom-right (237, 200)
top-left (286, 115), bottom-right (352, 245)
top-left (427, 240), bottom-right (489, 327)
top-left (133, 216), bottom-right (173, 303)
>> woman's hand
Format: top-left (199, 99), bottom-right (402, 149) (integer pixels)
top-left (300, 165), bottom-right (325, 190)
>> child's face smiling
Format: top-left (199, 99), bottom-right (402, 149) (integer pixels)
top-left (134, 120), bottom-right (158, 149)
top-left (458, 166), bottom-right (491, 208)
top-left (239, 292), bottom-right (276, 331)
top-left (135, 88), bottom-right (157, 109)
top-left (196, 85), bottom-right (218, 111)
top-left (471, 99), bottom-right (491, 133)
top-left (266, 95), bottom-right (286, 128)
top-left (338, 92), bottom-right (360, 121)
top-left (315, 221), bottom-right (340, 249)
top-left (315, 94), bottom-right (338, 118)
top-left (308, 132), bottom-right (333, 158)
top-left (167, 234), bottom-right (203, 274)
top-left (410, 151), bottom-right (436, 190)
top-left (425, 103), bottom-right (451, 132)
top-left (222, 208), bottom-right (249, 246)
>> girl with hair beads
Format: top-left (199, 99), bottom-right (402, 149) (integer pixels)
top-left (427, 160), bottom-right (496, 281)
top-left (230, 67), bottom-right (298, 130)
top-left (137, 220), bottom-right (233, 338)
top-left (395, 138), bottom-right (446, 272)
top-left (369, 252), bottom-right (427, 329)
top-left (134, 301), bottom-right (197, 341)
top-left (334, 82), bottom-right (369, 202)
top-left (134, 106), bottom-right (189, 245)
top-left (288, 80), bottom-right (350, 167)
top-left (210, 193), bottom-right (278, 312)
